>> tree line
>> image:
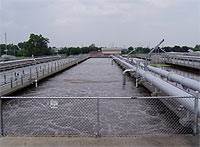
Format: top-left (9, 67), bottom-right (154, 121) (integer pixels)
top-left (0, 34), bottom-right (101, 57)
top-left (0, 33), bottom-right (199, 57)
top-left (58, 46), bottom-right (101, 55)
top-left (0, 34), bottom-right (54, 57)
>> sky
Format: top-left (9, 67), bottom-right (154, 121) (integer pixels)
top-left (0, 0), bottom-right (199, 48)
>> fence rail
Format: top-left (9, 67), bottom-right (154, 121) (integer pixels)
top-left (0, 96), bottom-right (199, 137)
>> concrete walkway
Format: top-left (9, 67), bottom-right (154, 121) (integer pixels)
top-left (0, 136), bottom-right (199, 147)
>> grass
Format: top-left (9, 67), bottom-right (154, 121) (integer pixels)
top-left (149, 64), bottom-right (171, 67)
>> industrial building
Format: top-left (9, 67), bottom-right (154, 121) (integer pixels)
top-left (102, 47), bottom-right (121, 55)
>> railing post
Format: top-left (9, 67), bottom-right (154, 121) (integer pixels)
top-left (36, 67), bottom-right (38, 78)
top-left (194, 91), bottom-right (199, 136)
top-left (48, 64), bottom-right (49, 74)
top-left (43, 68), bottom-right (45, 76)
top-left (96, 98), bottom-right (100, 137)
top-left (4, 75), bottom-right (6, 84)
top-left (21, 74), bottom-right (23, 85)
top-left (10, 77), bottom-right (13, 88)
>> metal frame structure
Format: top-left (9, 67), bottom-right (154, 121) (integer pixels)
top-left (144, 39), bottom-right (164, 70)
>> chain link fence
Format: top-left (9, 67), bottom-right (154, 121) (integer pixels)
top-left (0, 96), bottom-right (199, 137)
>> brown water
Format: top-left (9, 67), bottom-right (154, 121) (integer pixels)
top-left (14, 58), bottom-right (149, 97)
top-left (2, 58), bottom-right (192, 136)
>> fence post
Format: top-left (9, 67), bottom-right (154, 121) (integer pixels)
top-left (30, 68), bottom-right (32, 80)
top-left (194, 91), bottom-right (199, 136)
top-left (0, 97), bottom-right (3, 137)
top-left (96, 98), bottom-right (100, 137)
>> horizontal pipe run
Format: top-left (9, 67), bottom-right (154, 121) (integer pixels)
top-left (146, 65), bottom-right (200, 92)
top-left (111, 55), bottom-right (200, 116)
top-left (122, 55), bottom-right (200, 93)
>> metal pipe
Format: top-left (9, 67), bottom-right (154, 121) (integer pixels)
top-left (35, 80), bottom-right (38, 88)
top-left (123, 69), bottom-right (136, 85)
top-left (146, 65), bottom-right (200, 92)
top-left (119, 55), bottom-right (200, 93)
top-left (111, 55), bottom-right (200, 116)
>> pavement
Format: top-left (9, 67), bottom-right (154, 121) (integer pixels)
top-left (0, 136), bottom-right (200, 147)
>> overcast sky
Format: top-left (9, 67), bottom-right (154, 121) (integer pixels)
top-left (0, 0), bottom-right (199, 48)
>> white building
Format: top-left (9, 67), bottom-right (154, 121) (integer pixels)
top-left (102, 47), bottom-right (122, 55)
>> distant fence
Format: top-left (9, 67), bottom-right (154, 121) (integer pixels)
top-left (163, 55), bottom-right (200, 70)
top-left (0, 96), bottom-right (199, 137)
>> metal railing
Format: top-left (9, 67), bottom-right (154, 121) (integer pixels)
top-left (0, 96), bottom-right (199, 137)
top-left (161, 54), bottom-right (200, 70)
top-left (0, 55), bottom-right (89, 96)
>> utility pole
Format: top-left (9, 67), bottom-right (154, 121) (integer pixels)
top-left (5, 32), bottom-right (8, 55)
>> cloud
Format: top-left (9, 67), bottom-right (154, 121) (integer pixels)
top-left (0, 0), bottom-right (199, 47)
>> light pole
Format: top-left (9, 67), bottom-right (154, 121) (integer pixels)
top-left (5, 32), bottom-right (8, 55)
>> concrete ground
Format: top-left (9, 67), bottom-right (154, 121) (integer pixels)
top-left (0, 136), bottom-right (199, 147)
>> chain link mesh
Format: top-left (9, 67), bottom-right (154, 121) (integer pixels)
top-left (1, 97), bottom-right (197, 137)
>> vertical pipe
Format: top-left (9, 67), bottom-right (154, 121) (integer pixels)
top-left (35, 80), bottom-right (38, 88)
top-left (193, 91), bottom-right (199, 136)
top-left (123, 74), bottom-right (126, 85)
top-left (136, 78), bottom-right (139, 88)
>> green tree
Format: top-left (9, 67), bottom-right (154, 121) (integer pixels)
top-left (24, 34), bottom-right (50, 57)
